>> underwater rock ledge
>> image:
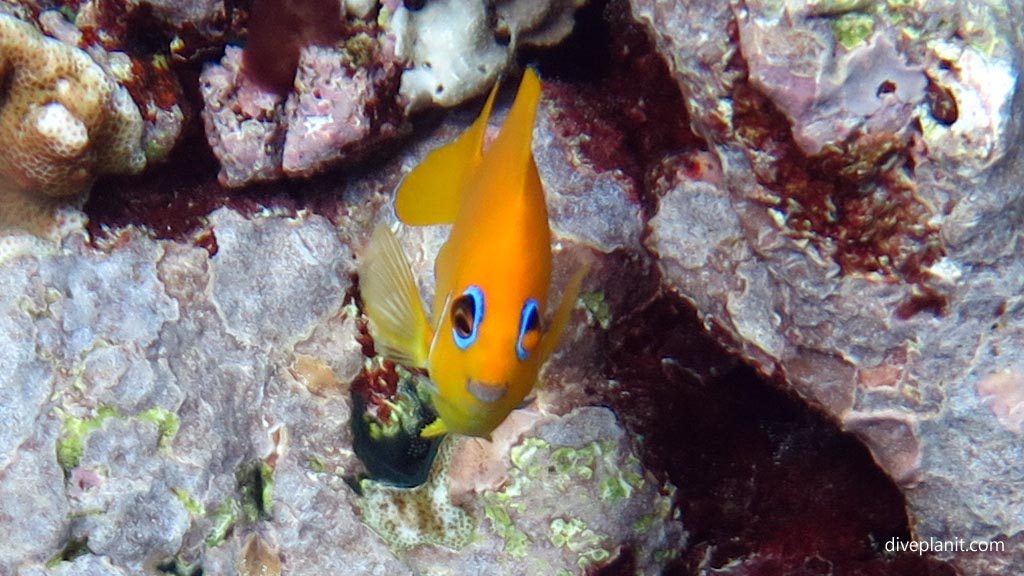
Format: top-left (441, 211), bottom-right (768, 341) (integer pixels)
top-left (634, 0), bottom-right (1024, 573)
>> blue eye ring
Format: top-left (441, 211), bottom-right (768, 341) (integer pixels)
top-left (452, 285), bottom-right (485, 350)
top-left (516, 298), bottom-right (541, 361)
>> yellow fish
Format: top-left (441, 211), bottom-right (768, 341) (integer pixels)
top-left (358, 69), bottom-right (587, 439)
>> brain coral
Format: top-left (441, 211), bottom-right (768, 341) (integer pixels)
top-left (0, 13), bottom-right (146, 200)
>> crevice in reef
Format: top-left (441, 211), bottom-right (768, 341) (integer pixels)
top-left (598, 288), bottom-right (957, 576)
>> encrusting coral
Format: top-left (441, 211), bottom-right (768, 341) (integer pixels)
top-left (0, 13), bottom-right (146, 233)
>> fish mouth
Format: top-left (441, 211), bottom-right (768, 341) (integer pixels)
top-left (466, 379), bottom-right (508, 403)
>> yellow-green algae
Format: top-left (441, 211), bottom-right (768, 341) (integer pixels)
top-left (237, 461), bottom-right (275, 522)
top-left (549, 517), bottom-right (611, 570)
top-left (138, 407), bottom-right (180, 449)
top-left (56, 405), bottom-right (121, 470)
top-left (199, 461), bottom-right (276, 549)
top-left (364, 364), bottom-right (431, 441)
top-left (357, 437), bottom-right (475, 551)
top-left (482, 433), bottom-right (651, 569)
top-left (205, 498), bottom-right (240, 548)
top-left (57, 405), bottom-right (182, 471)
top-left (173, 487), bottom-right (206, 517)
top-left (834, 12), bottom-right (875, 49)
top-left (580, 291), bottom-right (612, 330)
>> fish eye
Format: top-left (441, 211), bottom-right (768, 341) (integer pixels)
top-left (452, 285), bottom-right (484, 349)
top-left (516, 298), bottom-right (541, 361)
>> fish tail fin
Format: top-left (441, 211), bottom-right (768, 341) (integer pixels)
top-left (420, 417), bottom-right (448, 438)
top-left (539, 262), bottom-right (590, 363)
top-left (395, 78), bottom-right (500, 226)
top-left (358, 224), bottom-right (432, 368)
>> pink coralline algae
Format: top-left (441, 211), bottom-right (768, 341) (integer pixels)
top-left (977, 371), bottom-right (1024, 435)
top-left (200, 32), bottom-right (403, 187)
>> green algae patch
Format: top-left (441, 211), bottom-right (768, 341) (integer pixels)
top-left (480, 408), bottom-right (686, 572)
top-left (173, 487), bottom-right (206, 517)
top-left (57, 406), bottom-right (184, 472)
top-left (356, 437), bottom-right (475, 551)
top-left (205, 498), bottom-right (240, 548)
top-left (57, 406), bottom-right (121, 471)
top-left (547, 499), bottom-right (614, 568)
top-left (483, 436), bottom-right (623, 567)
top-left (834, 12), bottom-right (875, 49)
top-left (485, 503), bottom-right (531, 559)
top-left (237, 461), bottom-right (274, 522)
top-left (139, 407), bottom-right (180, 449)
top-left (580, 291), bottom-right (612, 330)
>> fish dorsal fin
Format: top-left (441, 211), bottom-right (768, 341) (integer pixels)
top-left (358, 224), bottom-right (432, 368)
top-left (395, 80), bottom-right (500, 226)
top-left (484, 68), bottom-right (542, 193)
top-left (539, 263), bottom-right (589, 364)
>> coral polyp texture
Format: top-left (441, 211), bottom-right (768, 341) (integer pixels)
top-left (0, 13), bottom-right (146, 200)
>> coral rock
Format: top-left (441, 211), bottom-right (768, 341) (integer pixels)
top-left (201, 39), bottom-right (403, 187)
top-left (0, 13), bottom-right (146, 200)
top-left (633, 0), bottom-right (1024, 572)
top-left (391, 0), bottom-right (585, 111)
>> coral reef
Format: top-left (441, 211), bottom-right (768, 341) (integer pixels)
top-left (199, 0), bottom-right (589, 187)
top-left (0, 13), bottom-right (145, 199)
top-left (393, 0), bottom-right (584, 111)
top-left (632, 0), bottom-right (1024, 572)
top-left (3, 0), bottom-right (1021, 573)
top-left (0, 185), bottom-right (676, 574)
top-left (0, 7), bottom-right (190, 238)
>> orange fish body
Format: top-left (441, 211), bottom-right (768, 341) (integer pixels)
top-left (359, 69), bottom-right (586, 439)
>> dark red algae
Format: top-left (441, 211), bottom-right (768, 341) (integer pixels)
top-left (721, 21), bottom-right (947, 317)
top-left (84, 101), bottom-right (350, 252)
top-left (521, 0), bottom-right (704, 219)
top-left (593, 293), bottom-right (957, 576)
top-left (243, 0), bottom-right (345, 93)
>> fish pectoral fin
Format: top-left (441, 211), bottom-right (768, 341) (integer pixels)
top-left (539, 263), bottom-right (591, 363)
top-left (358, 224), bottom-right (432, 368)
top-left (420, 417), bottom-right (449, 438)
top-left (395, 78), bottom-right (499, 226)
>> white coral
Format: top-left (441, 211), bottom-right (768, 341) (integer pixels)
top-left (389, 0), bottom-right (583, 112)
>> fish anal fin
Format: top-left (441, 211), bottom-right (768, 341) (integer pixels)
top-left (358, 224), bottom-right (432, 368)
top-left (395, 81), bottom-right (500, 226)
top-left (539, 263), bottom-right (590, 363)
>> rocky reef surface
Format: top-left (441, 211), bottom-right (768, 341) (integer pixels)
top-left (634, 1), bottom-right (1024, 573)
top-left (0, 202), bottom-right (682, 574)
top-left (0, 0), bottom-right (1021, 574)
